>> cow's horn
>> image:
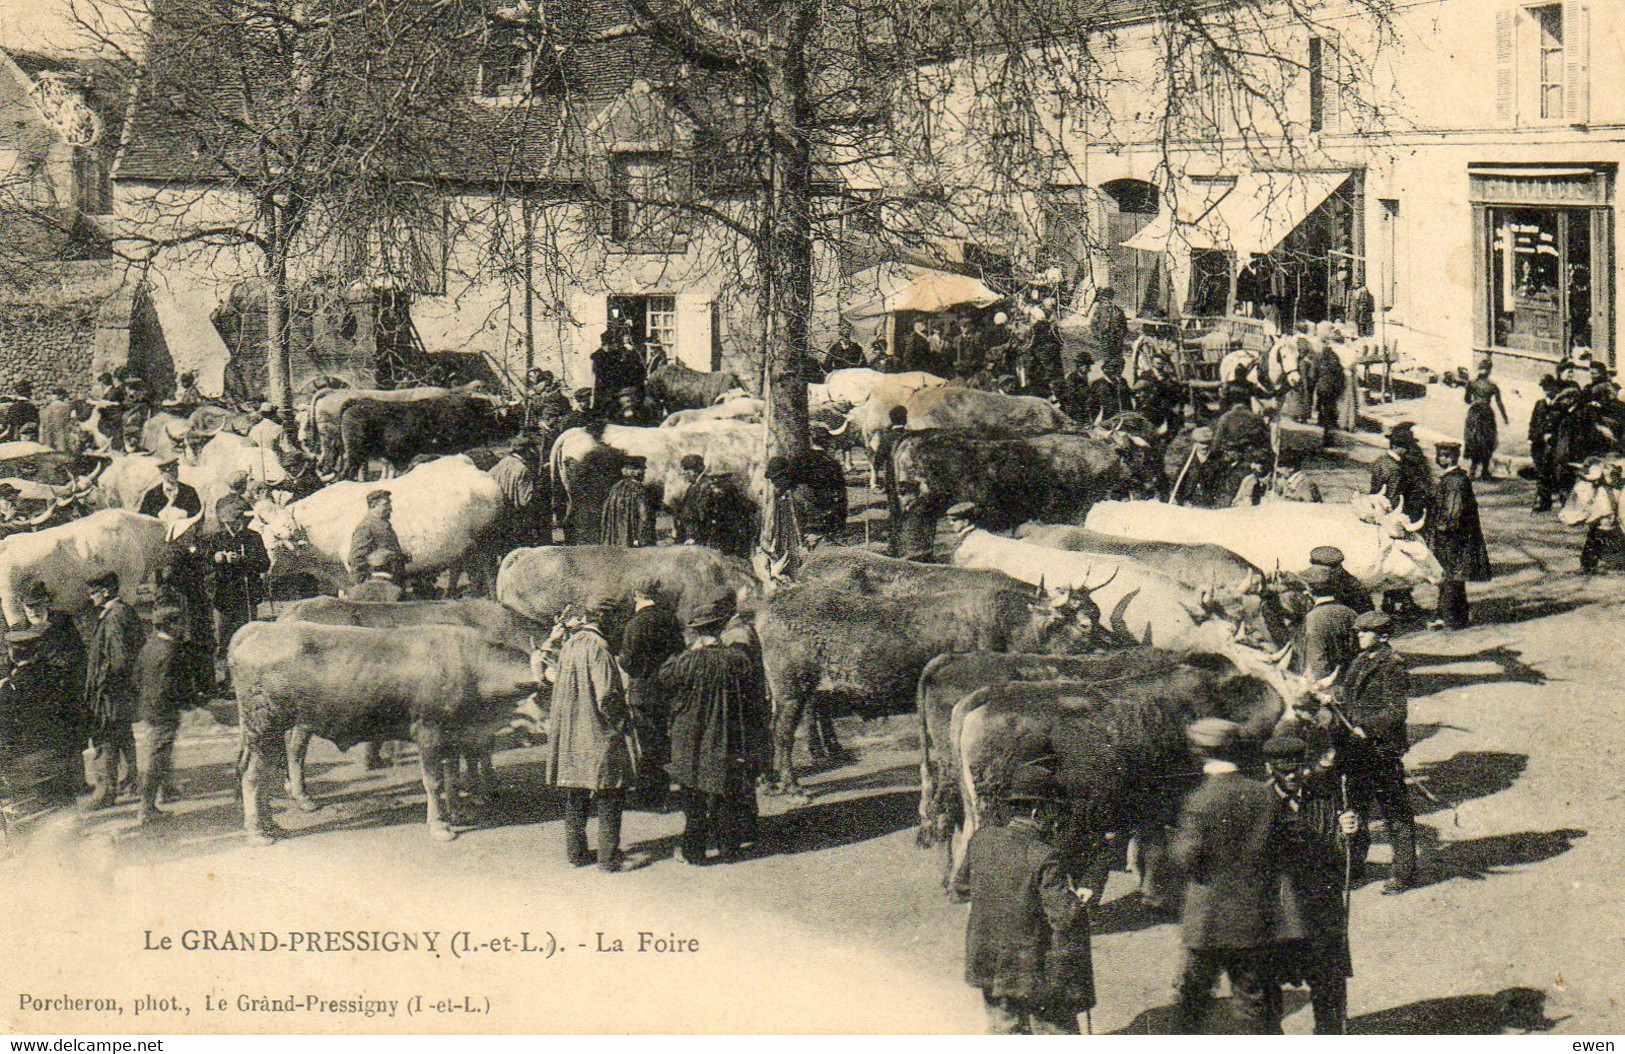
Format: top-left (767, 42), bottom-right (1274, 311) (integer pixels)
top-left (1405, 511), bottom-right (1426, 533)
top-left (1316, 666), bottom-right (1340, 691)
top-left (1268, 641), bottom-right (1293, 667)
top-left (1034, 575), bottom-right (1047, 598)
top-left (1085, 566), bottom-right (1118, 594)
top-left (823, 417), bottom-right (850, 437)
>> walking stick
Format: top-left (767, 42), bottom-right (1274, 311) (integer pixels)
top-left (1340, 772), bottom-right (1352, 1036)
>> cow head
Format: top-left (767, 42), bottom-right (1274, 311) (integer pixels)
top-left (1036, 570), bottom-right (1122, 647)
top-left (252, 499), bottom-right (316, 579)
top-left (1560, 459), bottom-right (1625, 526)
top-left (1372, 527), bottom-right (1443, 588)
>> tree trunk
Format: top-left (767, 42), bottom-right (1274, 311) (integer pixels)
top-left (759, 32), bottom-right (815, 466)
top-left (264, 204), bottom-right (293, 412)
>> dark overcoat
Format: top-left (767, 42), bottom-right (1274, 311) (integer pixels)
top-left (659, 641), bottom-right (768, 797)
top-left (1430, 468), bottom-right (1491, 582)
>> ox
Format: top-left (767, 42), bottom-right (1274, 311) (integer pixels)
top-left (229, 622), bottom-right (544, 843)
top-left (645, 359), bottom-right (746, 413)
top-left (1559, 461), bottom-right (1625, 572)
top-left (140, 406), bottom-right (255, 458)
top-left (338, 395), bottom-right (512, 480)
top-left (97, 433), bottom-right (289, 524)
top-left (846, 385), bottom-right (1073, 461)
top-left (0, 510), bottom-right (168, 626)
top-left (549, 420), bottom-right (766, 513)
top-left (1086, 498), bottom-right (1442, 592)
top-left (661, 396), bottom-right (764, 429)
top-left (890, 431), bottom-right (1129, 547)
top-left (303, 383), bottom-right (479, 471)
top-left (754, 579), bottom-right (1096, 796)
top-left (821, 367), bottom-right (945, 410)
top-left (949, 654), bottom-right (1293, 896)
top-left (252, 456), bottom-right (505, 593)
top-left (952, 526), bottom-right (1242, 651)
top-left (498, 543), bottom-right (756, 624)
top-left (787, 544), bottom-right (1025, 597)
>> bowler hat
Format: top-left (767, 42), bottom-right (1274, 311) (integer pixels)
top-left (680, 454), bottom-right (705, 473)
top-left (16, 579), bottom-right (52, 606)
top-left (1263, 734), bottom-right (1310, 761)
top-left (1186, 717), bottom-right (1240, 751)
top-left (1353, 610), bottom-right (1392, 633)
top-left (1005, 765), bottom-right (1064, 803)
top-left (1435, 441), bottom-right (1462, 456)
top-left (946, 501), bottom-right (977, 521)
top-left (1309, 545), bottom-right (1345, 567)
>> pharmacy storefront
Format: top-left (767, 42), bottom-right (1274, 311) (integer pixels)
top-left (1472, 163), bottom-right (1614, 371)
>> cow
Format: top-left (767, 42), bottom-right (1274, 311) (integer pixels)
top-left (139, 406), bottom-right (255, 458)
top-left (1559, 460), bottom-right (1625, 572)
top-left (0, 448), bottom-right (106, 495)
top-left (846, 385), bottom-right (1073, 460)
top-left (1086, 498), bottom-right (1443, 591)
top-left (951, 526), bottom-right (1243, 651)
top-left (821, 367), bottom-right (945, 410)
top-left (96, 433), bottom-right (290, 524)
top-left (497, 543), bottom-right (757, 625)
top-left (949, 655), bottom-right (1292, 897)
top-left (338, 395), bottom-right (513, 480)
top-left (644, 359), bottom-right (746, 413)
top-left (0, 509), bottom-right (168, 626)
top-left (787, 544), bottom-right (1025, 597)
top-left (229, 621), bottom-right (544, 843)
top-left (549, 420), bottom-right (766, 513)
top-left (753, 579), bottom-right (1096, 796)
top-left (660, 396), bottom-right (764, 428)
top-left (275, 596), bottom-right (550, 812)
top-left (252, 455), bottom-right (505, 593)
top-left (890, 431), bottom-right (1128, 542)
top-left (914, 651), bottom-right (1160, 849)
top-left (302, 382), bottom-right (480, 471)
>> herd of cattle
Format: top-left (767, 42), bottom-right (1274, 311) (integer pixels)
top-left (0, 360), bottom-right (1564, 864)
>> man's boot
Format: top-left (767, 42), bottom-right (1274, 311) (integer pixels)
top-left (78, 746), bottom-right (116, 811)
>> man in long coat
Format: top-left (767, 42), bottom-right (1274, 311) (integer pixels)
top-left (1369, 422), bottom-right (1434, 616)
top-left (81, 572), bottom-right (144, 810)
top-left (1296, 565), bottom-right (1357, 681)
top-left (658, 595), bottom-right (769, 864)
top-left (618, 578), bottom-right (685, 806)
top-left (1340, 611), bottom-right (1418, 893)
top-left (1171, 718), bottom-right (1296, 1034)
top-left (133, 604), bottom-right (188, 825)
top-left (149, 515), bottom-right (214, 706)
top-left (563, 444), bottom-right (625, 545)
top-left (546, 597), bottom-right (638, 871)
top-left (958, 765), bottom-right (1095, 1034)
top-left (489, 434), bottom-right (543, 552)
top-left (675, 455), bottom-right (752, 556)
top-left (601, 456), bottom-right (656, 548)
top-left (2, 580), bottom-right (86, 799)
top-left (205, 504), bottom-right (270, 688)
top-left (1428, 442), bottom-right (1491, 629)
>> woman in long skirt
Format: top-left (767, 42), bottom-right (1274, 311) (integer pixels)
top-left (1463, 359), bottom-right (1509, 479)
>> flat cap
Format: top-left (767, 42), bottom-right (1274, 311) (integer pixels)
top-left (1263, 734), bottom-right (1310, 760)
top-left (366, 489), bottom-right (392, 504)
top-left (1309, 545), bottom-right (1345, 567)
top-left (1299, 564), bottom-right (1337, 591)
top-left (1187, 717), bottom-right (1240, 750)
top-left (1190, 426), bottom-right (1215, 442)
top-left (946, 501), bottom-right (977, 520)
top-left (623, 455), bottom-right (648, 469)
top-left (1005, 765), bottom-right (1065, 803)
top-left (1353, 611), bottom-right (1392, 632)
top-left (680, 454), bottom-right (705, 473)
top-left (1434, 441), bottom-right (1462, 455)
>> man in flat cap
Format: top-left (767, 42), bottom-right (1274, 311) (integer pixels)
top-left (959, 763), bottom-right (1095, 1034)
top-left (1309, 545), bottom-right (1374, 614)
top-left (1296, 565), bottom-right (1357, 683)
top-left (618, 577), bottom-right (685, 807)
top-left (1370, 422), bottom-right (1433, 618)
top-left (138, 457), bottom-right (202, 520)
top-left (657, 594), bottom-right (770, 864)
top-left (1265, 733), bottom-right (1360, 1033)
top-left (1171, 426), bottom-right (1233, 509)
top-left (81, 571), bottom-right (144, 810)
top-left (546, 593), bottom-right (641, 871)
top-left (205, 500), bottom-right (269, 689)
top-left (1429, 441), bottom-right (1490, 629)
top-left (1172, 717), bottom-right (1290, 1034)
top-left (1341, 610), bottom-right (1418, 893)
top-left (348, 489), bottom-right (405, 586)
top-left (602, 456), bottom-right (655, 548)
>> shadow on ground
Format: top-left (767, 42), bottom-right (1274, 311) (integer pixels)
top-left (1405, 646), bottom-right (1549, 697)
top-left (1349, 987), bottom-right (1562, 1034)
top-left (1412, 827), bottom-right (1586, 888)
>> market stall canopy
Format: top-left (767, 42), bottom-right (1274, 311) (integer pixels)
top-left (843, 262), bottom-right (1002, 322)
top-left (1121, 171), bottom-right (1351, 270)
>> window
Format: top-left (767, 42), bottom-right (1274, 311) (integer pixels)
top-left (1531, 4), bottom-right (1565, 120)
top-left (645, 296), bottom-right (677, 351)
top-left (1378, 199), bottom-right (1400, 311)
top-left (610, 152), bottom-right (675, 246)
top-left (477, 13), bottom-right (564, 100)
top-left (1486, 206), bottom-right (1591, 358)
top-left (1308, 36), bottom-right (1325, 132)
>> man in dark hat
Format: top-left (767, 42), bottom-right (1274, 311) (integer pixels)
top-left (959, 763), bottom-right (1095, 1034)
top-left (875, 404), bottom-right (912, 554)
top-left (1088, 285), bottom-right (1129, 377)
top-left (490, 433), bottom-right (543, 552)
top-left (1265, 733), bottom-right (1360, 1034)
top-left (1370, 422), bottom-right (1433, 616)
top-left (762, 454), bottom-right (803, 574)
top-left (0, 378), bottom-right (39, 442)
top-left (148, 512), bottom-right (213, 706)
top-left (1271, 450), bottom-right (1323, 503)
top-left (132, 604), bottom-right (189, 825)
top-left (556, 388), bottom-right (596, 433)
top-left (204, 501), bottom-right (269, 687)
top-left (346, 550), bottom-right (405, 603)
top-left (1172, 717), bottom-right (1292, 1034)
top-left (1528, 374), bottom-right (1562, 512)
top-left (611, 386), bottom-right (658, 428)
top-left (1308, 546), bottom-right (1373, 614)
top-left (81, 571), bottom-right (144, 810)
top-left (657, 594), bottom-right (770, 864)
top-left (137, 457), bottom-right (203, 520)
top-left (2, 578), bottom-right (87, 799)
top-left (1297, 565), bottom-right (1357, 683)
top-left (1341, 610), bottom-right (1418, 894)
top-left (601, 456), bottom-right (655, 548)
top-left (546, 593), bottom-right (642, 871)
top-left (1171, 427), bottom-right (1233, 509)
top-left (348, 489), bottom-right (405, 585)
top-left (675, 454), bottom-right (754, 557)
top-left (618, 577), bottom-right (685, 808)
top-left (1429, 441), bottom-right (1490, 629)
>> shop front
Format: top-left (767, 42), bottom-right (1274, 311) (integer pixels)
top-left (1471, 164), bottom-right (1615, 371)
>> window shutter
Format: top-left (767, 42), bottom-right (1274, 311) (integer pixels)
top-left (1565, 1), bottom-right (1590, 124)
top-left (1324, 44), bottom-right (1343, 133)
top-left (673, 293), bottom-right (715, 372)
top-left (1495, 5), bottom-right (1517, 124)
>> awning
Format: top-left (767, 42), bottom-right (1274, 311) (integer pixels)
top-left (841, 262), bottom-right (1002, 320)
top-left (1122, 171), bottom-right (1351, 269)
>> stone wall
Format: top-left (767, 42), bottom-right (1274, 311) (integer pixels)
top-left (0, 259), bottom-right (126, 396)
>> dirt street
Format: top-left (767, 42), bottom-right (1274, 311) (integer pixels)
top-left (2, 448), bottom-right (1619, 1034)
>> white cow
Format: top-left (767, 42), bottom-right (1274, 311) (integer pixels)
top-left (1085, 499), bottom-right (1442, 591)
top-left (0, 509), bottom-right (168, 626)
top-left (821, 367), bottom-right (945, 410)
top-left (97, 432), bottom-right (289, 523)
top-left (660, 396), bottom-right (765, 428)
top-left (251, 455), bottom-right (505, 592)
top-left (549, 420), bottom-right (767, 510)
top-left (951, 527), bottom-right (1237, 651)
